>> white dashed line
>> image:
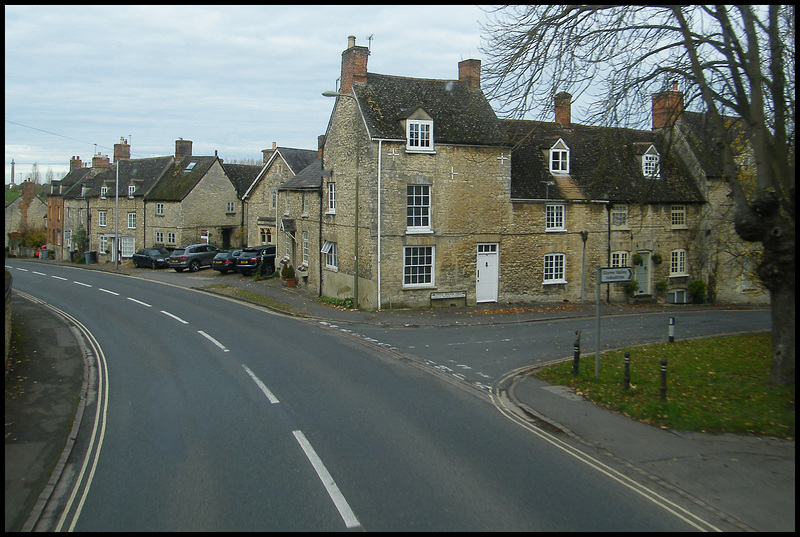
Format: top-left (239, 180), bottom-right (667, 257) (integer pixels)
top-left (242, 365), bottom-right (279, 404)
top-left (126, 297), bottom-right (151, 307)
top-left (160, 310), bottom-right (188, 324)
top-left (198, 330), bottom-right (228, 352)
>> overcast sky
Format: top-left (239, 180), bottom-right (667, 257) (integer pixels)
top-left (5, 4), bottom-right (495, 185)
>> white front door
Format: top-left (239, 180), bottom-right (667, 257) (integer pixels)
top-left (476, 243), bottom-right (499, 303)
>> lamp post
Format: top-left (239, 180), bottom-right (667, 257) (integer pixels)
top-left (323, 90), bottom-right (360, 308)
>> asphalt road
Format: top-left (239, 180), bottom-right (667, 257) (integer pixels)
top-left (8, 262), bottom-right (765, 531)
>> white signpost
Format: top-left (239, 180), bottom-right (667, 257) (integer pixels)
top-left (595, 267), bottom-right (633, 378)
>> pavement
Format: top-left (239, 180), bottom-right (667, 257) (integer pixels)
top-left (5, 259), bottom-right (795, 532)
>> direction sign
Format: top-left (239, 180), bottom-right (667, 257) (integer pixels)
top-left (599, 267), bottom-right (633, 283)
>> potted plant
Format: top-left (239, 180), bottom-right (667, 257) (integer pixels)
top-left (632, 253), bottom-right (643, 266)
top-left (623, 280), bottom-right (640, 304)
top-left (281, 263), bottom-right (296, 287)
top-left (652, 252), bottom-right (663, 264)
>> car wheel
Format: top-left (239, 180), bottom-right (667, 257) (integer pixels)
top-left (189, 260), bottom-right (200, 272)
top-left (150, 260), bottom-right (157, 269)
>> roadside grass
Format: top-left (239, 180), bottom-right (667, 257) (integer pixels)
top-left (534, 332), bottom-right (794, 439)
top-left (202, 284), bottom-right (303, 315)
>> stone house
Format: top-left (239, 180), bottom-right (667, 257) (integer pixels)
top-left (276, 158), bottom-right (326, 287)
top-left (46, 156), bottom-right (92, 260)
top-left (5, 179), bottom-right (47, 254)
top-left (319, 37), bottom-right (509, 310)
top-left (241, 143), bottom-right (317, 248)
top-left (145, 140), bottom-right (241, 250)
top-left (651, 87), bottom-right (768, 304)
top-left (503, 91), bottom-right (709, 304)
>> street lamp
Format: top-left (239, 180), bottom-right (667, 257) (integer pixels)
top-left (323, 90), bottom-right (360, 308)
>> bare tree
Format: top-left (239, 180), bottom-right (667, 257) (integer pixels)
top-left (481, 5), bottom-right (794, 384)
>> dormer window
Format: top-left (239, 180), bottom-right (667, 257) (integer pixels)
top-left (549, 139), bottom-right (570, 174)
top-left (643, 146), bottom-right (660, 178)
top-left (128, 185), bottom-right (136, 197)
top-left (100, 186), bottom-right (107, 198)
top-left (407, 119), bottom-right (434, 152)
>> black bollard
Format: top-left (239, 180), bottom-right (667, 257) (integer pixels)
top-left (623, 352), bottom-right (631, 390)
top-left (572, 330), bottom-right (581, 376)
top-left (660, 358), bottom-right (668, 401)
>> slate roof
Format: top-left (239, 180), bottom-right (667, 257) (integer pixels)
top-left (506, 120), bottom-right (704, 204)
top-left (353, 73), bottom-right (506, 146)
top-left (277, 159), bottom-right (326, 190)
top-left (677, 110), bottom-right (750, 179)
top-left (274, 148), bottom-right (318, 175)
top-left (223, 163), bottom-right (262, 198)
top-left (145, 156), bottom-right (219, 201)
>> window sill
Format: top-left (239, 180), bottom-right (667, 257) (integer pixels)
top-left (325, 210), bottom-right (336, 216)
top-left (406, 228), bottom-right (433, 235)
top-left (545, 228), bottom-right (566, 233)
top-left (405, 148), bottom-right (436, 155)
top-left (669, 273), bottom-right (689, 278)
top-left (543, 279), bottom-right (568, 285)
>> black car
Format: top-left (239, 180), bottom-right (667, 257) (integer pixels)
top-left (235, 246), bottom-right (276, 276)
top-left (211, 249), bottom-right (242, 274)
top-left (132, 247), bottom-right (171, 269)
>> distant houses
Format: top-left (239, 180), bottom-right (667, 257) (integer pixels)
top-left (17, 35), bottom-right (765, 309)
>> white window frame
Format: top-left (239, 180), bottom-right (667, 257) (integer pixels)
top-left (127, 212), bottom-right (136, 230)
top-left (549, 139), bottom-right (570, 174)
top-left (327, 183), bottom-right (336, 214)
top-left (611, 205), bottom-right (628, 228)
top-left (64, 229), bottom-right (72, 249)
top-left (226, 201), bottom-right (235, 213)
top-left (128, 185), bottom-right (135, 197)
top-left (545, 204), bottom-right (565, 231)
top-left (670, 249), bottom-right (687, 276)
top-left (321, 241), bottom-right (338, 269)
top-left (155, 231), bottom-right (164, 244)
top-left (121, 236), bottom-right (135, 258)
top-left (167, 232), bottom-right (176, 245)
top-left (543, 253), bottom-right (566, 284)
top-left (100, 186), bottom-right (107, 199)
top-left (98, 210), bottom-right (107, 227)
top-left (302, 231), bottom-right (309, 265)
top-left (643, 146), bottom-right (661, 178)
top-left (302, 193), bottom-right (309, 216)
top-left (99, 236), bottom-right (108, 254)
top-left (406, 184), bottom-right (432, 233)
top-left (403, 245), bottom-right (435, 287)
top-left (406, 120), bottom-right (434, 152)
top-left (156, 202), bottom-right (165, 216)
top-left (611, 251), bottom-right (629, 268)
top-left (671, 204), bottom-right (687, 228)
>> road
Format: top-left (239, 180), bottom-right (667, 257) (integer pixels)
top-left (7, 261), bottom-right (761, 531)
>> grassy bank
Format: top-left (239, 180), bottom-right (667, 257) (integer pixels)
top-left (534, 333), bottom-right (794, 438)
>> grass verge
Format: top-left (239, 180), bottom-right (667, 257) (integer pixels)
top-left (202, 284), bottom-right (305, 315)
top-left (534, 332), bottom-right (794, 439)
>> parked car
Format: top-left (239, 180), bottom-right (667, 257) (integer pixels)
top-left (132, 247), bottom-right (171, 269)
top-left (168, 243), bottom-right (220, 272)
top-left (211, 249), bottom-right (243, 274)
top-left (235, 246), bottom-right (276, 276)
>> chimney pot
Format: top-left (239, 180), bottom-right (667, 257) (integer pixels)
top-left (339, 36), bottom-right (369, 94)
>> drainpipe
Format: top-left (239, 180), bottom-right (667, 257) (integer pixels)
top-left (377, 139), bottom-right (382, 311)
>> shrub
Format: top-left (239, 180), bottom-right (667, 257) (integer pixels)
top-left (688, 279), bottom-right (707, 303)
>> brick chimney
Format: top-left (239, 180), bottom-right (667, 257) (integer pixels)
top-left (317, 134), bottom-right (326, 160)
top-left (92, 154), bottom-right (111, 168)
top-left (458, 59), bottom-right (481, 89)
top-left (652, 82), bottom-right (684, 130)
top-left (339, 35), bottom-right (369, 95)
top-left (70, 156), bottom-right (83, 169)
top-left (114, 137), bottom-right (131, 163)
top-left (555, 92), bottom-right (572, 127)
top-left (175, 138), bottom-right (193, 160)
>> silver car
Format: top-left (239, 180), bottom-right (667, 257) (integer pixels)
top-left (168, 243), bottom-right (220, 272)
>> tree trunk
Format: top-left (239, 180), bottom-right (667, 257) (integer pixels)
top-left (768, 283), bottom-right (795, 385)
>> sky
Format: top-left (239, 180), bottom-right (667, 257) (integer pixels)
top-left (4, 5), bottom-right (501, 186)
